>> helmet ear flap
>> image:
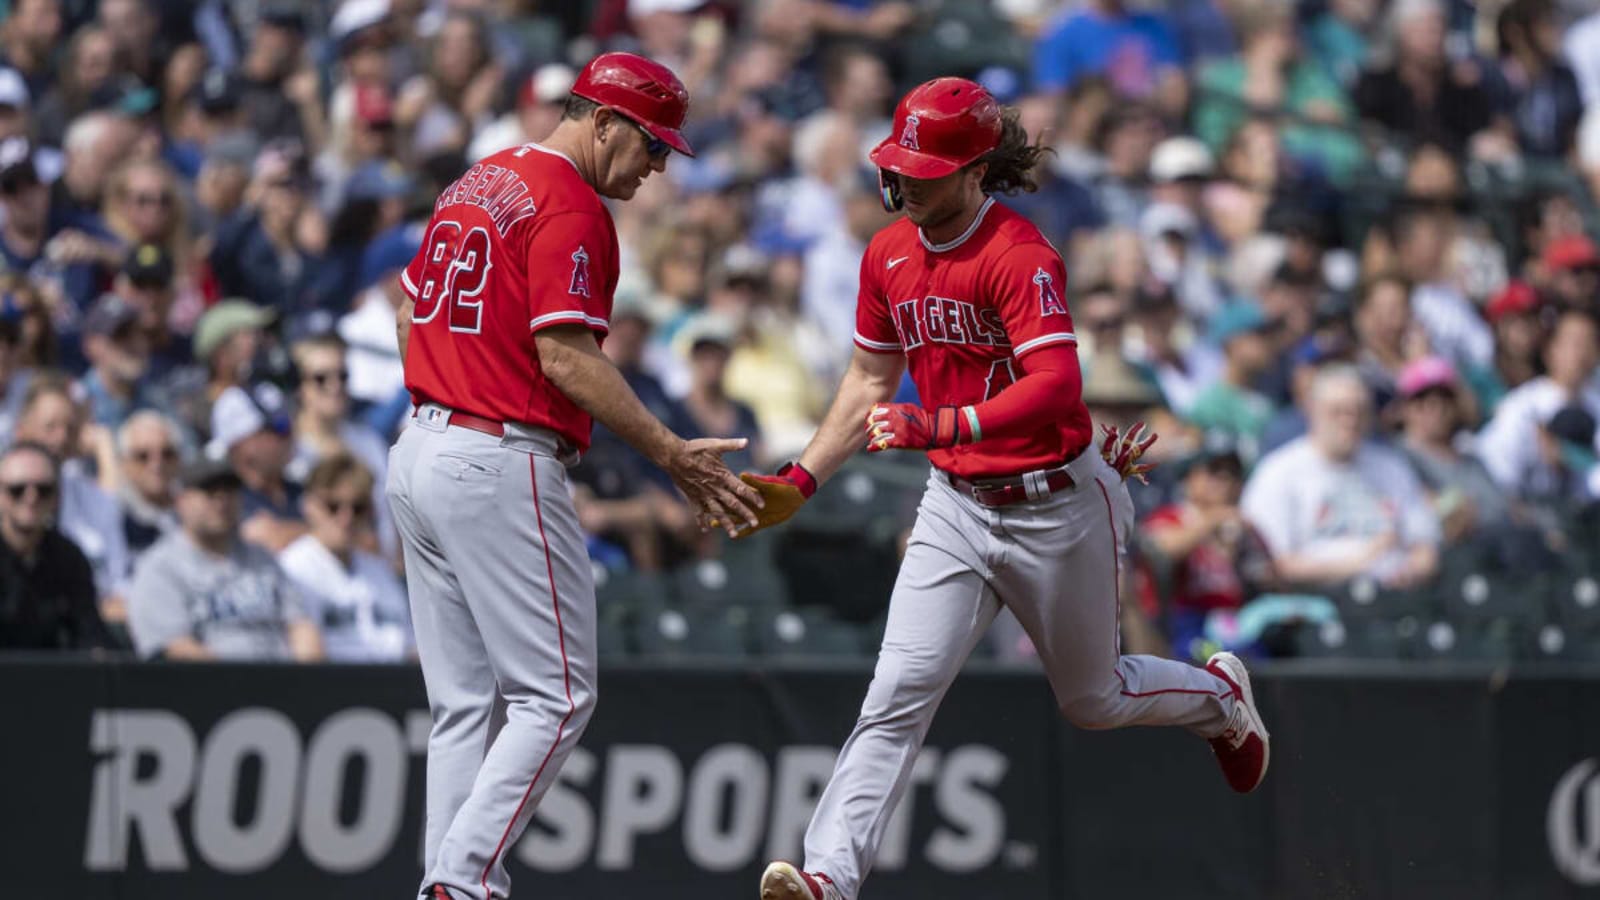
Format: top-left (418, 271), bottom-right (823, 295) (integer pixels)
top-left (878, 168), bottom-right (903, 213)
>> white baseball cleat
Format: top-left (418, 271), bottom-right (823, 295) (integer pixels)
top-left (761, 861), bottom-right (843, 900)
top-left (1205, 651), bottom-right (1270, 793)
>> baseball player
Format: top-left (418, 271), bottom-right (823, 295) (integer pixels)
top-left (386, 52), bottom-right (762, 900)
top-left (750, 79), bottom-right (1270, 900)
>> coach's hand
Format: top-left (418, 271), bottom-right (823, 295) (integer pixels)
top-left (666, 437), bottom-right (764, 538)
top-left (865, 403), bottom-right (970, 452)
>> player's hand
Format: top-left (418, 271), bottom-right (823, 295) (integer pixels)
top-left (666, 437), bottom-right (764, 538)
top-left (865, 403), bottom-right (968, 452)
top-left (1099, 421), bottom-right (1157, 484)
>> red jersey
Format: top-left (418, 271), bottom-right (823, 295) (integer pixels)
top-left (854, 197), bottom-right (1090, 478)
top-left (400, 143), bottom-right (618, 451)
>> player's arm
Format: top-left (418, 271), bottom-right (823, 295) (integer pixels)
top-left (798, 346), bottom-right (906, 483)
top-left (396, 294), bottom-right (413, 361)
top-left (864, 345), bottom-right (1080, 451)
top-left (534, 324), bottom-right (762, 536)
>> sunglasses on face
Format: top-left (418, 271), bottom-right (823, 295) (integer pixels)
top-left (4, 480), bottom-right (56, 501)
top-left (619, 114), bottom-right (670, 160)
top-left (320, 497), bottom-right (372, 518)
top-left (126, 191), bottom-right (172, 209)
top-left (0, 173), bottom-right (39, 196)
top-left (308, 368), bottom-right (348, 389)
top-left (130, 446), bottom-right (178, 465)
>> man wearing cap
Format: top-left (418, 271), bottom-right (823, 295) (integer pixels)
top-left (125, 456), bottom-right (322, 661)
top-left (1539, 233), bottom-right (1600, 311)
top-left (79, 292), bottom-right (153, 428)
top-left (1465, 280), bottom-right (1544, 415)
top-left (388, 52), bottom-right (759, 900)
top-left (1188, 303), bottom-right (1279, 463)
top-left (115, 242), bottom-right (189, 379)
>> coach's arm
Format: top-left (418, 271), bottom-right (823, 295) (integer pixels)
top-left (796, 347), bottom-right (906, 484)
top-left (534, 324), bottom-right (763, 536)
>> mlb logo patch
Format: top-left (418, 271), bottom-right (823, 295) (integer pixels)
top-left (424, 406), bottom-right (447, 425)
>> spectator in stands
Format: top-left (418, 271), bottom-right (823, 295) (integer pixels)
top-left (52, 111), bottom-right (138, 234)
top-left (680, 315), bottom-right (762, 476)
top-left (0, 304), bottom-right (27, 437)
top-left (1489, 0), bottom-right (1583, 159)
top-left (208, 384), bottom-right (304, 554)
top-left (467, 63), bottom-right (576, 162)
top-left (237, 4), bottom-right (320, 147)
top-left (126, 456), bottom-right (322, 661)
top-left (0, 137), bottom-right (116, 326)
top-left (114, 410), bottom-right (179, 560)
top-left (114, 243), bottom-right (188, 380)
top-left (1392, 208), bottom-right (1493, 372)
top-left (1477, 309), bottom-right (1600, 501)
top-left (1306, 0), bottom-right (1381, 89)
top-left (1242, 364), bottom-right (1441, 588)
top-left (1085, 103), bottom-right (1164, 229)
top-left (1128, 279), bottom-right (1220, 418)
top-left (287, 333), bottom-right (387, 482)
top-left (0, 441), bottom-right (112, 651)
top-left (13, 374), bottom-right (128, 603)
top-left (1032, 0), bottom-right (1186, 118)
top-left (209, 140), bottom-right (328, 319)
top-left (1192, 2), bottom-right (1360, 184)
top-left (278, 454), bottom-right (410, 662)
top-left (161, 298), bottom-right (275, 444)
top-left (1537, 233), bottom-right (1600, 313)
top-left (1466, 280), bottom-right (1545, 416)
top-left (394, 11), bottom-right (502, 159)
top-left (1395, 357), bottom-right (1513, 546)
top-left (1140, 447), bottom-right (1277, 657)
top-left (1188, 303), bottom-right (1278, 463)
top-left (1143, 137), bottom-right (1224, 321)
top-left (1352, 272), bottom-right (1425, 412)
top-left (0, 0), bottom-right (59, 99)
top-left (32, 25), bottom-right (116, 146)
top-left (1354, 0), bottom-right (1494, 156)
top-left (78, 293), bottom-right (152, 429)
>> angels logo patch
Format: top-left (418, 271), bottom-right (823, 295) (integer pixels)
top-left (899, 114), bottom-right (920, 150)
top-left (568, 246), bottom-right (591, 298)
top-left (1034, 267), bottom-right (1067, 317)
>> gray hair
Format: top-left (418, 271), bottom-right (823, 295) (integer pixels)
top-left (116, 410), bottom-right (182, 457)
top-left (1308, 363), bottom-right (1371, 409)
top-left (63, 111), bottom-right (117, 157)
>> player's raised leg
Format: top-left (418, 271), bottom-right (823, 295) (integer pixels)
top-left (997, 456), bottom-right (1268, 791)
top-left (415, 429), bottom-right (599, 899)
top-left (387, 423), bottom-right (499, 876)
top-left (770, 486), bottom-right (999, 900)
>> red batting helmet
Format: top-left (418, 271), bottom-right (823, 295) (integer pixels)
top-left (870, 77), bottom-right (1002, 180)
top-left (570, 52), bottom-right (695, 157)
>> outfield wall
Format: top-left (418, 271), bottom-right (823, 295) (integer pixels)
top-left (3, 657), bottom-right (1599, 899)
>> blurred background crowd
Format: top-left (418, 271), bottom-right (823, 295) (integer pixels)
top-left (0, 0), bottom-right (1597, 667)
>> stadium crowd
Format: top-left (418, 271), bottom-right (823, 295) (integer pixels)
top-left (0, 0), bottom-right (1596, 664)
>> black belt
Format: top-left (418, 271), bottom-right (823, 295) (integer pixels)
top-left (945, 465), bottom-right (1076, 508)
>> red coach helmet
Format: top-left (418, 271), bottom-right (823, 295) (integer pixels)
top-left (571, 52), bottom-right (695, 157)
top-left (870, 77), bottom-right (1002, 180)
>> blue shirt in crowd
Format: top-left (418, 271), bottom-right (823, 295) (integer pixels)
top-left (1033, 8), bottom-right (1182, 96)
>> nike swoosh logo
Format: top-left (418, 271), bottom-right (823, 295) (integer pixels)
top-left (887, 256), bottom-right (909, 269)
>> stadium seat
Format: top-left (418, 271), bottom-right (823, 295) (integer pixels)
top-left (1438, 569), bottom-right (1544, 627)
top-left (672, 543), bottom-right (789, 615)
top-left (753, 607), bottom-right (866, 658)
top-left (1332, 576), bottom-right (1437, 623)
top-left (632, 605), bottom-right (749, 659)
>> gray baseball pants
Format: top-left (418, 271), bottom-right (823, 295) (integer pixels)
top-left (802, 448), bottom-right (1236, 899)
top-left (387, 404), bottom-right (596, 900)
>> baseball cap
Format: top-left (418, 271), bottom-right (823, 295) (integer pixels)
top-left (346, 160), bottom-right (413, 202)
top-left (1486, 280), bottom-right (1541, 323)
top-left (1149, 137), bottom-right (1213, 183)
top-left (207, 384), bottom-right (291, 460)
top-left (682, 313), bottom-right (738, 353)
top-left (1397, 355), bottom-right (1459, 399)
top-left (628, 0), bottom-right (705, 15)
top-left (1210, 303), bottom-right (1276, 345)
top-left (0, 68), bottom-right (29, 110)
top-left (258, 1), bottom-right (308, 31)
top-left (123, 242), bottom-right (174, 288)
top-left (1547, 404), bottom-right (1599, 474)
top-left (178, 457), bottom-right (242, 491)
top-left (83, 293), bottom-right (141, 338)
top-left (518, 63), bottom-right (577, 109)
top-left (1542, 234), bottom-right (1600, 272)
top-left (192, 67), bottom-right (242, 115)
top-left (193, 300), bottom-right (275, 360)
top-left (359, 223), bottom-right (422, 289)
top-left (0, 137), bottom-right (38, 193)
top-left (330, 0), bottom-right (389, 51)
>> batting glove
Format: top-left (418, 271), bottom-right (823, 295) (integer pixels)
top-left (747, 461), bottom-right (817, 499)
top-left (1099, 421), bottom-right (1158, 484)
top-left (865, 403), bottom-right (972, 452)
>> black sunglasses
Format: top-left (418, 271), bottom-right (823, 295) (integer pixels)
top-left (321, 497), bottom-right (372, 518)
top-left (4, 480), bottom-right (56, 501)
top-left (619, 114), bottom-right (670, 160)
top-left (308, 368), bottom-right (348, 389)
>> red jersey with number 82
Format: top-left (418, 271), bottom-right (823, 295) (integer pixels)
top-left (854, 197), bottom-right (1090, 478)
top-left (400, 143), bottom-right (617, 451)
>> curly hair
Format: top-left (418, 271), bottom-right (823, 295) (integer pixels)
top-left (975, 106), bottom-right (1052, 196)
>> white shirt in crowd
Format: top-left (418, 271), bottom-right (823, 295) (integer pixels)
top-left (60, 463), bottom-right (130, 599)
top-left (278, 535), bottom-right (413, 663)
top-left (1241, 437), bottom-right (1441, 583)
top-left (1474, 376), bottom-right (1600, 500)
top-left (1411, 283), bottom-right (1494, 372)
